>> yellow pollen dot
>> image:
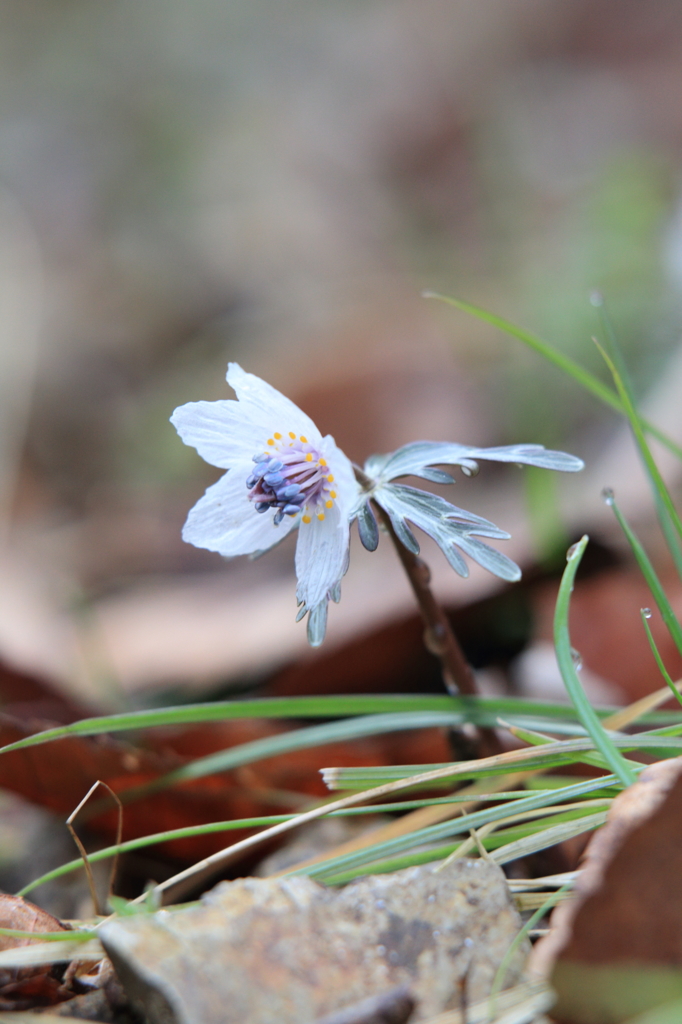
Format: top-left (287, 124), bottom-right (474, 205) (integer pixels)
top-left (267, 438), bottom-right (275, 446)
top-left (325, 500), bottom-right (333, 509)
top-left (330, 490), bottom-right (337, 499)
top-left (302, 514), bottom-right (311, 524)
top-left (319, 458), bottom-right (327, 467)
top-left (326, 474), bottom-right (334, 482)
top-left (317, 512), bottom-right (325, 521)
top-left (305, 453), bottom-right (313, 462)
top-left (289, 431), bottom-right (296, 439)
top-left (300, 435), bottom-right (308, 443)
top-left (273, 432), bottom-right (282, 440)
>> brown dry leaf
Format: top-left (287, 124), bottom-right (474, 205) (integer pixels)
top-left (100, 860), bottom-right (528, 1024)
top-left (0, 894), bottom-right (73, 1010)
top-left (0, 714), bottom-right (453, 864)
top-left (530, 756), bottom-right (682, 1022)
top-left (0, 893), bottom-right (67, 963)
top-left (0, 656), bottom-right (454, 864)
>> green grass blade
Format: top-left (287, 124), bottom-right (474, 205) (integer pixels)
top-left (491, 810), bottom-right (608, 866)
top-left (294, 774), bottom-right (620, 881)
top-left (640, 610), bottom-right (682, 710)
top-left (608, 495), bottom-right (682, 658)
top-left (592, 297), bottom-right (682, 577)
top-left (19, 790), bottom-right (564, 897)
top-left (2, 691), bottom-right (675, 760)
top-left (86, 712), bottom-right (474, 809)
top-left (323, 734), bottom-right (682, 790)
top-left (489, 881), bottom-right (573, 1012)
top-left (554, 535), bottom-right (637, 787)
top-left (319, 808), bottom-right (608, 885)
top-left (425, 292), bottom-right (682, 460)
top-left (0, 693), bottom-right (625, 758)
top-left (596, 340), bottom-right (682, 546)
top-left (0, 927), bottom-right (96, 941)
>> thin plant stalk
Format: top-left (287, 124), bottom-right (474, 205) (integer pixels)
top-left (66, 781), bottom-right (122, 917)
top-left (354, 464), bottom-right (500, 755)
top-left (375, 502), bottom-right (502, 757)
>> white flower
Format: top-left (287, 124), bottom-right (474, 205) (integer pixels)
top-left (171, 363), bottom-right (360, 645)
top-left (172, 363), bottom-right (585, 647)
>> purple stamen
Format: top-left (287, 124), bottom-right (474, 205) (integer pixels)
top-left (246, 435), bottom-right (334, 525)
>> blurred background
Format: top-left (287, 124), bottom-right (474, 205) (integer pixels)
top-left (1, 0), bottom-right (682, 709)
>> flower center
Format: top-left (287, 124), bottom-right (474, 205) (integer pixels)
top-left (246, 431), bottom-right (337, 526)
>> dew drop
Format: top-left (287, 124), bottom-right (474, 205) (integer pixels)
top-left (376, 945), bottom-right (386, 957)
top-left (601, 487), bottom-right (615, 506)
top-left (464, 937), bottom-right (474, 948)
top-left (566, 542), bottom-right (580, 560)
top-left (590, 290), bottom-right (604, 307)
top-left (571, 647), bottom-right (583, 671)
top-left (388, 950), bottom-right (399, 965)
top-left (432, 929), bottom-right (441, 939)
top-left (427, 894), bottom-right (436, 903)
top-left (461, 461), bottom-right (480, 478)
top-left (375, 899), bottom-right (386, 910)
top-left (642, 607), bottom-right (652, 620)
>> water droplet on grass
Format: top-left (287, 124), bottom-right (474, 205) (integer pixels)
top-left (571, 647), bottom-right (583, 671)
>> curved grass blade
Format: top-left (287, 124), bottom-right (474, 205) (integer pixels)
top-left (596, 340), bottom-right (682, 547)
top-left (592, 298), bottom-right (682, 578)
top-left (608, 495), bottom-right (682, 658)
top-left (640, 610), bottom-right (682, 710)
top-left (555, 536), bottom-right (637, 787)
top-left (425, 292), bottom-right (682, 460)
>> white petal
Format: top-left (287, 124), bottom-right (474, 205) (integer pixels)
top-left (171, 401), bottom-right (271, 469)
top-left (318, 433), bottom-right (361, 519)
top-left (295, 502), bottom-right (350, 609)
top-left (183, 463), bottom-right (298, 557)
top-left (226, 363), bottom-right (321, 443)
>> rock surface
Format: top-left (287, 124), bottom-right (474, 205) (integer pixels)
top-left (100, 860), bottom-right (527, 1024)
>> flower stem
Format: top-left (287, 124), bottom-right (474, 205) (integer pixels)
top-left (364, 492), bottom-right (502, 757)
